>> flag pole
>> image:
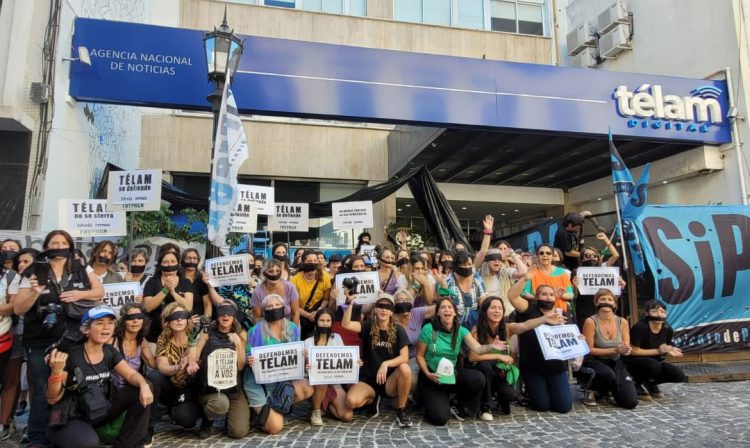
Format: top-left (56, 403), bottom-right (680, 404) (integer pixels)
top-left (612, 193), bottom-right (629, 272)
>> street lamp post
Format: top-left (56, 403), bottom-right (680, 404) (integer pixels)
top-left (203, 9), bottom-right (243, 255)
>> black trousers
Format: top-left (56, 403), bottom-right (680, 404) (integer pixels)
top-left (583, 357), bottom-right (638, 409)
top-left (46, 384), bottom-right (150, 448)
top-left (148, 370), bottom-right (204, 428)
top-left (467, 360), bottom-right (517, 410)
top-left (624, 356), bottom-right (686, 385)
top-left (417, 368), bottom-right (484, 426)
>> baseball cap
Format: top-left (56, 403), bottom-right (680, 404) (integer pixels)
top-left (436, 358), bottom-right (456, 385)
top-left (81, 305), bottom-right (117, 325)
top-left (376, 292), bottom-right (395, 306)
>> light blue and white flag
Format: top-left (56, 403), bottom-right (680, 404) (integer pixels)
top-left (208, 77), bottom-right (248, 253)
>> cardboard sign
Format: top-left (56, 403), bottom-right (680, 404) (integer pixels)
top-left (204, 255), bottom-right (250, 287)
top-left (308, 346), bottom-right (360, 386)
top-left (576, 266), bottom-right (621, 295)
top-left (229, 200), bottom-right (258, 234)
top-left (207, 348), bottom-right (238, 390)
top-left (59, 199), bottom-right (127, 237)
top-left (332, 201), bottom-right (373, 230)
top-left (268, 203), bottom-right (309, 232)
top-left (334, 271), bottom-right (380, 305)
top-left (251, 341), bottom-right (305, 384)
top-left (102, 282), bottom-right (141, 314)
top-left (238, 185), bottom-right (274, 215)
top-left (358, 244), bottom-right (377, 260)
top-left (534, 324), bottom-right (590, 361)
top-left (107, 169), bottom-right (162, 211)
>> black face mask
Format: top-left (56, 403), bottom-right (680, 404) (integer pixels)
top-left (315, 326), bottom-right (332, 336)
top-left (597, 303), bottom-right (616, 311)
top-left (647, 316), bottom-right (666, 322)
top-left (396, 259), bottom-right (409, 268)
top-left (273, 253), bottom-right (288, 263)
top-left (130, 265), bottom-right (146, 274)
top-left (264, 272), bottom-right (281, 281)
top-left (264, 307), bottom-right (285, 322)
top-left (394, 302), bottom-right (413, 314)
top-left (252, 267), bottom-right (262, 276)
top-left (536, 300), bottom-right (555, 311)
top-left (300, 263), bottom-right (317, 273)
top-left (44, 248), bottom-right (72, 260)
top-left (441, 260), bottom-right (453, 270)
top-left (454, 266), bottom-right (473, 277)
top-left (378, 258), bottom-right (393, 266)
top-left (581, 259), bottom-right (599, 267)
top-left (182, 262), bottom-right (199, 269)
top-left (0, 251), bottom-right (18, 263)
top-left (160, 265), bottom-right (179, 273)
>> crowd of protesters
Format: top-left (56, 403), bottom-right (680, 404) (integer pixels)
top-left (0, 211), bottom-right (687, 447)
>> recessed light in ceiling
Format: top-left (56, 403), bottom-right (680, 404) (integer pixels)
top-left (461, 206), bottom-right (468, 210)
top-left (397, 208), bottom-right (402, 212)
top-left (467, 170), bottom-right (475, 174)
top-left (501, 213), bottom-right (506, 216)
top-left (662, 180), bottom-right (668, 184)
top-left (438, 168), bottom-right (447, 172)
top-left (405, 204), bottom-right (411, 207)
top-left (514, 209), bottom-right (519, 212)
top-left (597, 197), bottom-right (602, 201)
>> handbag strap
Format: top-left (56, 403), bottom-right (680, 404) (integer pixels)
top-left (303, 279), bottom-right (321, 312)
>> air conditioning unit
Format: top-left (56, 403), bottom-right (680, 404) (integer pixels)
top-left (566, 21), bottom-right (597, 56)
top-left (599, 23), bottom-right (631, 59)
top-left (572, 47), bottom-right (599, 68)
top-left (30, 82), bottom-right (50, 104)
top-left (598, 0), bottom-right (629, 34)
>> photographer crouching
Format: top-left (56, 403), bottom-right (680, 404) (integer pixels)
top-left (13, 230), bottom-right (104, 447)
top-left (46, 306), bottom-right (153, 448)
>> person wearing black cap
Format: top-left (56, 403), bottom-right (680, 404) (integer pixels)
top-left (45, 306), bottom-right (153, 448)
top-left (553, 211), bottom-right (591, 271)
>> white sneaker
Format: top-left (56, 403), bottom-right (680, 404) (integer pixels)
top-left (0, 422), bottom-right (14, 441)
top-left (479, 411), bottom-right (493, 421)
top-left (310, 409), bottom-right (324, 426)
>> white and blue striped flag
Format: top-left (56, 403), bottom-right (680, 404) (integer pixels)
top-left (208, 77), bottom-right (248, 253)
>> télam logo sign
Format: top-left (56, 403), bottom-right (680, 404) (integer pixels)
top-left (613, 84), bottom-right (724, 134)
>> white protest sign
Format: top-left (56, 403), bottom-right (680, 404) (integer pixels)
top-left (229, 200), bottom-right (258, 234)
top-left (309, 346), bottom-right (360, 386)
top-left (534, 324), bottom-right (590, 361)
top-left (358, 244), bottom-right (377, 260)
top-left (102, 282), bottom-right (141, 314)
top-left (334, 271), bottom-right (380, 305)
top-left (576, 266), bottom-right (621, 295)
top-left (204, 255), bottom-right (250, 287)
top-left (207, 348), bottom-right (238, 390)
top-left (238, 184), bottom-right (274, 215)
top-left (251, 341), bottom-right (305, 384)
top-left (59, 199), bottom-right (127, 237)
top-left (107, 169), bottom-right (162, 212)
top-left (268, 203), bottom-right (309, 232)
top-left (332, 201), bottom-right (373, 230)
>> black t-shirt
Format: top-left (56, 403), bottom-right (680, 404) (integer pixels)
top-left (630, 319), bottom-right (674, 360)
top-left (515, 306), bottom-right (566, 375)
top-left (553, 227), bottom-right (580, 271)
top-left (22, 263), bottom-right (91, 348)
top-left (143, 275), bottom-right (194, 342)
top-left (359, 321), bottom-right (409, 381)
top-left (189, 276), bottom-right (209, 316)
top-left (64, 344), bottom-right (124, 396)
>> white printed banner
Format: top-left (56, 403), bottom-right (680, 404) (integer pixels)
top-left (268, 203), bottom-right (309, 232)
top-left (334, 271), bottom-right (381, 305)
top-left (107, 169), bottom-right (162, 211)
top-left (204, 255), bottom-right (250, 287)
top-left (102, 282), bottom-right (141, 314)
top-left (59, 199), bottom-right (127, 237)
top-left (576, 266), bottom-right (621, 295)
top-left (308, 345), bottom-right (360, 386)
top-left (358, 244), bottom-right (377, 260)
top-left (207, 348), bottom-right (238, 390)
top-left (534, 324), bottom-right (590, 361)
top-left (251, 341), bottom-right (305, 384)
top-left (238, 185), bottom-right (274, 215)
top-left (229, 201), bottom-right (258, 234)
top-left (332, 201), bottom-right (373, 230)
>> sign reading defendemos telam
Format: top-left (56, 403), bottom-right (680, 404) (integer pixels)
top-left (107, 169), bottom-right (162, 212)
top-left (332, 201), bottom-right (373, 230)
top-left (102, 282), bottom-right (141, 314)
top-left (59, 199), bottom-right (127, 237)
top-left (576, 266), bottom-right (621, 295)
top-left (334, 271), bottom-right (380, 305)
top-left (308, 346), bottom-right (360, 385)
top-left (204, 254), bottom-right (250, 287)
top-left (269, 203), bottom-right (309, 232)
top-left (251, 341), bottom-right (305, 384)
top-left (534, 324), bottom-right (590, 361)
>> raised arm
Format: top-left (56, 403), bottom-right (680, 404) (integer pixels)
top-left (474, 215), bottom-right (494, 267)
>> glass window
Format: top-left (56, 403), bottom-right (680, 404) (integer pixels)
top-left (300, 0), bottom-right (322, 10)
top-left (518, 3), bottom-right (543, 35)
top-left (490, 0), bottom-right (517, 32)
top-left (349, 0), bottom-right (366, 16)
top-left (322, 0), bottom-right (343, 13)
top-left (265, 0), bottom-right (295, 7)
top-left (456, 0), bottom-right (484, 30)
top-left (423, 0), bottom-right (451, 26)
top-left (394, 0), bottom-right (423, 22)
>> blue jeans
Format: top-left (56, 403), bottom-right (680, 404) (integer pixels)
top-left (26, 346), bottom-right (51, 444)
top-left (521, 367), bottom-right (572, 413)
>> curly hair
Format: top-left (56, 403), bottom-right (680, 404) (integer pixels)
top-left (157, 302), bottom-right (193, 347)
top-left (369, 303), bottom-right (397, 349)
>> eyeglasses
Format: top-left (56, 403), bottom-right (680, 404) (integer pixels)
top-left (583, 253), bottom-right (599, 259)
top-left (537, 251), bottom-right (552, 256)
